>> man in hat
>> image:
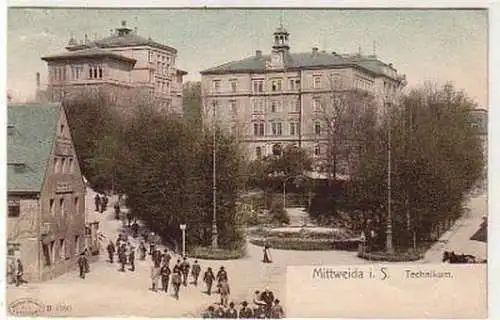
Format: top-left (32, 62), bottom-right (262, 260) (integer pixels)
top-left (114, 202), bottom-right (120, 220)
top-left (214, 304), bottom-right (226, 318)
top-left (216, 266), bottom-right (228, 285)
top-left (202, 305), bottom-right (215, 318)
top-left (77, 254), bottom-right (87, 279)
top-left (138, 241), bottom-right (147, 260)
top-left (191, 260), bottom-right (201, 286)
top-left (260, 288), bottom-right (275, 317)
top-left (219, 280), bottom-right (231, 307)
top-left (203, 267), bottom-right (215, 295)
top-left (94, 193), bottom-right (101, 212)
top-left (270, 299), bottom-right (285, 319)
top-left (160, 261), bottom-right (171, 293)
top-left (162, 249), bottom-right (171, 265)
top-left (225, 302), bottom-right (238, 318)
top-left (119, 244), bottom-right (127, 272)
top-left (171, 269), bottom-right (182, 300)
top-left (107, 240), bottom-right (116, 263)
top-left (128, 246), bottom-right (136, 271)
top-left (180, 257), bottom-right (190, 286)
top-left (239, 301), bottom-right (253, 318)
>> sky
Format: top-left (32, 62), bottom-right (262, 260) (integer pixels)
top-left (6, 8), bottom-right (488, 108)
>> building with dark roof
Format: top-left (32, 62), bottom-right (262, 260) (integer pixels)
top-left (7, 103), bottom-right (88, 282)
top-left (40, 20), bottom-right (187, 113)
top-left (200, 25), bottom-right (406, 168)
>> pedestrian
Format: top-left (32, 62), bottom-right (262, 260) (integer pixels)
top-left (225, 301), bottom-right (238, 318)
top-left (171, 269), bottom-right (182, 300)
top-left (202, 306), bottom-right (215, 319)
top-left (129, 246), bottom-right (135, 271)
top-left (270, 299), bottom-right (285, 319)
top-left (8, 259), bottom-right (17, 285)
top-left (94, 193), bottom-right (101, 212)
top-left (239, 301), bottom-right (254, 318)
top-left (138, 241), bottom-right (147, 261)
top-left (203, 267), bottom-right (215, 295)
top-left (114, 202), bottom-right (120, 220)
top-left (160, 262), bottom-right (171, 293)
top-left (153, 249), bottom-right (162, 268)
top-left (214, 304), bottom-right (226, 319)
top-left (119, 244), bottom-right (127, 272)
top-left (191, 260), bottom-right (201, 286)
top-left (149, 235), bottom-right (156, 255)
top-left (173, 259), bottom-right (181, 273)
top-left (253, 290), bottom-right (266, 307)
top-left (83, 248), bottom-right (90, 273)
top-left (219, 280), bottom-right (231, 307)
top-left (102, 194), bottom-right (109, 212)
top-left (131, 221), bottom-right (139, 238)
top-left (77, 254), bottom-right (87, 279)
top-left (107, 240), bottom-right (115, 263)
top-left (162, 249), bottom-right (171, 265)
top-left (216, 266), bottom-right (228, 285)
top-left (180, 257), bottom-right (190, 286)
top-left (253, 304), bottom-right (267, 319)
top-left (260, 288), bottom-right (275, 317)
top-left (263, 245), bottom-right (272, 263)
top-left (151, 263), bottom-right (161, 292)
top-left (16, 259), bottom-right (27, 286)
top-left (127, 212), bottom-right (133, 227)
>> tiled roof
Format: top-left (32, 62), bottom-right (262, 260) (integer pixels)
top-left (67, 33), bottom-right (177, 54)
top-left (41, 47), bottom-right (137, 64)
top-left (200, 51), bottom-right (397, 79)
top-left (7, 104), bottom-right (61, 193)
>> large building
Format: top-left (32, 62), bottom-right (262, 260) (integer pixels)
top-left (40, 20), bottom-right (187, 113)
top-left (200, 25), bottom-right (406, 169)
top-left (7, 103), bottom-right (87, 282)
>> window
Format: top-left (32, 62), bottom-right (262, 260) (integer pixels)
top-left (289, 122), bottom-right (299, 136)
top-left (272, 144), bottom-right (282, 156)
top-left (314, 145), bottom-right (321, 156)
top-left (253, 100), bottom-right (264, 114)
top-left (59, 239), bottom-right (67, 261)
top-left (271, 79), bottom-right (282, 92)
top-left (271, 101), bottom-right (281, 113)
top-left (314, 122), bottom-right (321, 135)
top-left (253, 80), bottom-right (264, 93)
top-left (74, 197), bottom-right (79, 215)
top-left (289, 79), bottom-right (295, 90)
top-left (8, 199), bottom-right (20, 217)
top-left (271, 122), bottom-right (282, 136)
top-left (256, 147), bottom-right (262, 159)
top-left (54, 157), bottom-right (59, 173)
top-left (253, 123), bottom-right (265, 136)
top-left (212, 80), bottom-right (221, 92)
top-left (230, 80), bottom-right (238, 92)
top-left (331, 73), bottom-right (342, 89)
top-left (157, 61), bottom-right (161, 72)
top-left (230, 100), bottom-right (237, 115)
top-left (49, 199), bottom-right (55, 216)
top-left (68, 158), bottom-right (73, 173)
top-left (74, 235), bottom-right (80, 255)
top-left (60, 198), bottom-right (65, 217)
top-left (61, 158), bottom-right (66, 173)
top-left (42, 243), bottom-right (51, 266)
top-left (60, 124), bottom-right (65, 135)
top-left (313, 76), bottom-right (321, 89)
top-left (290, 99), bottom-right (300, 113)
top-left (313, 98), bottom-right (322, 112)
top-left (98, 66), bottom-right (103, 79)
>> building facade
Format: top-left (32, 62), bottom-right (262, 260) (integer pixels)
top-left (200, 25), bottom-right (406, 169)
top-left (40, 20), bottom-right (187, 114)
top-left (7, 103), bottom-right (87, 282)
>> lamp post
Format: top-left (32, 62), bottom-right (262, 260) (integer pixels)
top-left (211, 102), bottom-right (218, 249)
top-left (385, 101), bottom-right (394, 255)
top-left (180, 224), bottom-right (187, 257)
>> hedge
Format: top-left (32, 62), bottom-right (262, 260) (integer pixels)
top-left (188, 246), bottom-right (247, 260)
top-left (249, 237), bottom-right (360, 251)
top-left (357, 250), bottom-right (423, 262)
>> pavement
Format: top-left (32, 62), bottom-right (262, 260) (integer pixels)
top-left (6, 188), bottom-right (487, 317)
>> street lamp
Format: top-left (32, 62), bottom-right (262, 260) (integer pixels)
top-left (385, 101), bottom-right (394, 255)
top-left (211, 102), bottom-right (218, 249)
top-left (180, 224), bottom-right (187, 257)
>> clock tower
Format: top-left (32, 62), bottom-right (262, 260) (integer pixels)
top-left (269, 24), bottom-right (290, 69)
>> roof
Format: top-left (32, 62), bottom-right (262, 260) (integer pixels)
top-left (41, 47), bottom-right (137, 64)
top-left (7, 103), bottom-right (61, 193)
top-left (200, 51), bottom-right (399, 80)
top-left (177, 69), bottom-right (188, 76)
top-left (66, 32), bottom-right (177, 54)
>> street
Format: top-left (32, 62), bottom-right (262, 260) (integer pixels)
top-left (6, 188), bottom-right (487, 317)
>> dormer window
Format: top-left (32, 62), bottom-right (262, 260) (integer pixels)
top-left (9, 162), bottom-right (27, 173)
top-left (7, 124), bottom-right (15, 136)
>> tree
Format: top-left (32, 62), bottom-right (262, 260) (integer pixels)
top-left (183, 81), bottom-right (202, 127)
top-left (353, 83), bottom-right (484, 250)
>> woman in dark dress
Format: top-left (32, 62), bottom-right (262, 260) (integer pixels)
top-left (263, 245), bottom-right (272, 263)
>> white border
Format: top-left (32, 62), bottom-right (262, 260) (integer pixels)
top-left (2, 1), bottom-right (498, 320)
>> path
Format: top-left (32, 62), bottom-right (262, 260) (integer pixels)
top-left (286, 207), bottom-right (312, 226)
top-left (423, 193), bottom-right (487, 262)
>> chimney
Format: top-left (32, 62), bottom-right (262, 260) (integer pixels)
top-left (312, 47), bottom-right (318, 54)
top-left (256, 50), bottom-right (262, 57)
top-left (84, 34), bottom-right (89, 43)
top-left (332, 51), bottom-right (337, 55)
top-left (388, 63), bottom-right (393, 68)
top-left (36, 72), bottom-right (40, 88)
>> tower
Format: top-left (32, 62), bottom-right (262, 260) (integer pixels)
top-left (270, 24), bottom-right (290, 68)
top-left (116, 20), bottom-right (133, 37)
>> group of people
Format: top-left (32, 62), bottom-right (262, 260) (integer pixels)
top-left (94, 193), bottom-right (109, 213)
top-left (202, 288), bottom-right (284, 319)
top-left (7, 258), bottom-right (27, 286)
top-left (106, 234), bottom-right (136, 272)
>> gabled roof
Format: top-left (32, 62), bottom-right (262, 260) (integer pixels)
top-left (41, 47), bottom-right (137, 64)
top-left (200, 51), bottom-right (398, 80)
top-left (66, 33), bottom-right (177, 54)
top-left (7, 104), bottom-right (61, 193)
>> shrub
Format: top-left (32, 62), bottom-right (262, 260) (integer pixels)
top-left (249, 237), bottom-right (359, 251)
top-left (357, 250), bottom-right (422, 262)
top-left (189, 245), bottom-right (247, 260)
